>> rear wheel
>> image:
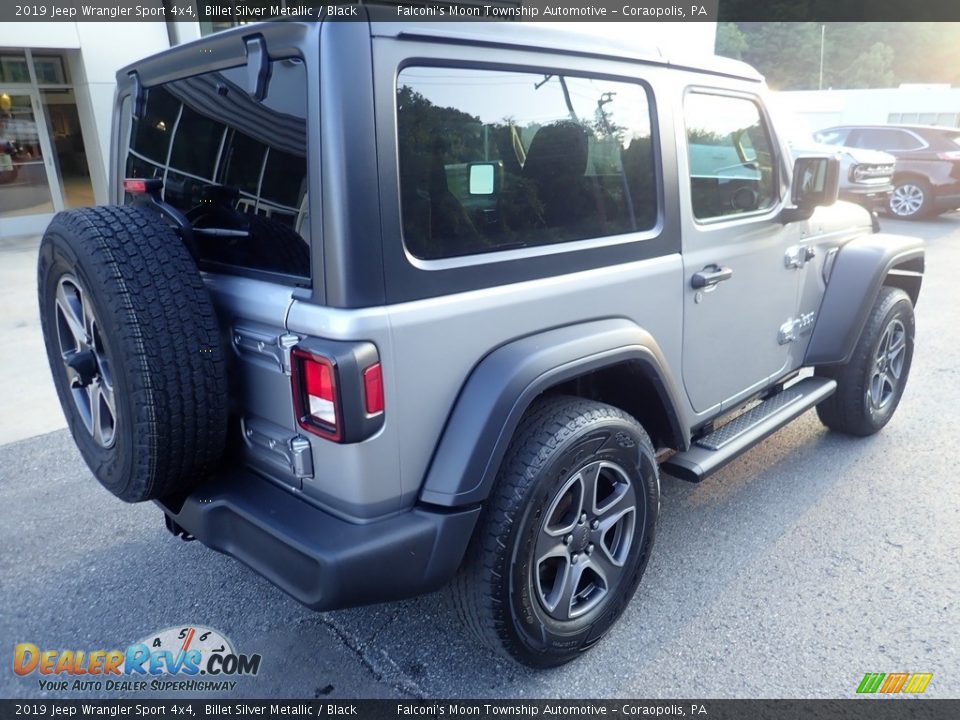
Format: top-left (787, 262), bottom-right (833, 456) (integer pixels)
top-left (453, 396), bottom-right (659, 667)
top-left (38, 206), bottom-right (228, 502)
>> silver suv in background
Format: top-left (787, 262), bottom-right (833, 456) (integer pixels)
top-left (817, 124), bottom-right (960, 219)
top-left (772, 102), bottom-right (895, 219)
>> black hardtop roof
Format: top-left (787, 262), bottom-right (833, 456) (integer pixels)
top-left (120, 17), bottom-right (763, 85)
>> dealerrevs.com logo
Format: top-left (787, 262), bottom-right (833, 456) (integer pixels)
top-left (13, 626), bottom-right (262, 693)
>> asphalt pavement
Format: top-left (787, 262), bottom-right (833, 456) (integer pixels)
top-left (1, 216), bottom-right (958, 699)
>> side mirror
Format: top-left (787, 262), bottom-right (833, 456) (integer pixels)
top-left (781, 155), bottom-right (840, 223)
top-left (793, 155), bottom-right (840, 208)
top-left (468, 162), bottom-right (498, 196)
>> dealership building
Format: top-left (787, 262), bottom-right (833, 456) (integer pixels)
top-left (0, 6), bottom-right (715, 238)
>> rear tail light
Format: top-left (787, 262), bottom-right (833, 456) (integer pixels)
top-left (362, 362), bottom-right (384, 415)
top-left (937, 151), bottom-right (960, 160)
top-left (122, 177), bottom-right (162, 195)
top-left (292, 348), bottom-right (341, 441)
top-left (291, 343), bottom-right (385, 443)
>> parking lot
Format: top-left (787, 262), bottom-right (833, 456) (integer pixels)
top-left (1, 215), bottom-right (958, 699)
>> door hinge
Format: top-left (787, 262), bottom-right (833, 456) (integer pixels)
top-left (784, 245), bottom-right (816, 269)
top-left (242, 417), bottom-right (314, 479)
top-left (779, 312), bottom-right (816, 344)
top-left (778, 319), bottom-right (799, 344)
top-left (233, 326), bottom-right (301, 374)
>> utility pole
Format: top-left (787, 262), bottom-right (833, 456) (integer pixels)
top-left (819, 24), bottom-right (826, 90)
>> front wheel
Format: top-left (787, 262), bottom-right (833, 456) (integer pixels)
top-left (816, 286), bottom-right (915, 436)
top-left (888, 179), bottom-right (933, 219)
top-left (452, 396), bottom-right (659, 667)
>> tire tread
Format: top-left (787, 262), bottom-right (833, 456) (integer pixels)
top-left (39, 205), bottom-right (227, 501)
top-left (451, 395), bottom-right (655, 666)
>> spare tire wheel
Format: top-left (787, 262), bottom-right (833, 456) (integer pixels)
top-left (37, 205), bottom-right (228, 502)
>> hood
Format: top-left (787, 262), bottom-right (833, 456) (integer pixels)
top-left (837, 146), bottom-right (896, 165)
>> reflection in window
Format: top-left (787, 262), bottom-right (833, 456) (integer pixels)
top-left (685, 93), bottom-right (777, 220)
top-left (169, 105), bottom-right (224, 179)
top-left (397, 67), bottom-right (657, 260)
top-left (221, 129), bottom-right (265, 195)
top-left (130, 88), bottom-right (179, 163)
top-left (126, 58), bottom-right (310, 280)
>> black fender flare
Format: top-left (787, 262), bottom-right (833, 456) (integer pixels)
top-left (804, 233), bottom-right (924, 367)
top-left (418, 318), bottom-right (688, 508)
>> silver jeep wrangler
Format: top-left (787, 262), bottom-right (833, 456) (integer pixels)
top-left (37, 16), bottom-right (924, 668)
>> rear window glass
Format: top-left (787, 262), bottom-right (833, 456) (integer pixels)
top-left (125, 58), bottom-right (310, 281)
top-left (396, 67), bottom-right (658, 261)
top-left (852, 129), bottom-right (924, 151)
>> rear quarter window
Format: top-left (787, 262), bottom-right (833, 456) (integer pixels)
top-left (396, 66), bottom-right (658, 261)
top-left (125, 58), bottom-right (310, 282)
top-left (853, 128), bottom-right (924, 151)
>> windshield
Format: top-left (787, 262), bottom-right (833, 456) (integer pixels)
top-left (813, 129), bottom-right (847, 146)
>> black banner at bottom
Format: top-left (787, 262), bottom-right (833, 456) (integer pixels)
top-left (1, 700), bottom-right (959, 720)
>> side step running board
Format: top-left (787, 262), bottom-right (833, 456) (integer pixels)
top-left (662, 376), bottom-right (837, 483)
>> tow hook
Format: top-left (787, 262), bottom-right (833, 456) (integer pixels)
top-left (164, 514), bottom-right (195, 542)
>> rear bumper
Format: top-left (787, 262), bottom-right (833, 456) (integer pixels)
top-left (157, 469), bottom-right (480, 611)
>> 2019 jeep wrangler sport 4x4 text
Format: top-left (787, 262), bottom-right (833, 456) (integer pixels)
top-left (38, 16), bottom-right (924, 668)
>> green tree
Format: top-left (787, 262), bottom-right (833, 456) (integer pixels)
top-left (716, 22), bottom-right (960, 90)
top-left (842, 42), bottom-right (896, 89)
top-left (716, 22), bottom-right (748, 60)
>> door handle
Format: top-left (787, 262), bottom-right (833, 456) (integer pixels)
top-left (691, 265), bottom-right (733, 289)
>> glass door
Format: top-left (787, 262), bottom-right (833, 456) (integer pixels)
top-left (0, 89), bottom-right (61, 220)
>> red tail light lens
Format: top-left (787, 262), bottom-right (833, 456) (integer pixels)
top-left (937, 150), bottom-right (960, 160)
top-left (123, 179), bottom-right (148, 194)
top-left (362, 363), bottom-right (384, 415)
top-left (292, 348), bottom-right (340, 440)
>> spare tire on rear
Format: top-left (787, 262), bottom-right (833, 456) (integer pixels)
top-left (38, 206), bottom-right (228, 502)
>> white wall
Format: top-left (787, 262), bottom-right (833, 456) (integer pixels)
top-left (0, 23), bottom-right (82, 50)
top-left (778, 86), bottom-right (960, 132)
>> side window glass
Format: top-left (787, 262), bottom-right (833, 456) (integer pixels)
top-left (126, 57), bottom-right (310, 281)
top-left (896, 131), bottom-right (923, 150)
top-left (684, 93), bottom-right (778, 221)
top-left (855, 129), bottom-right (922, 151)
top-left (396, 67), bottom-right (658, 261)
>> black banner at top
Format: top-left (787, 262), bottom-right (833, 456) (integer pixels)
top-left (2, 0), bottom-right (960, 23)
